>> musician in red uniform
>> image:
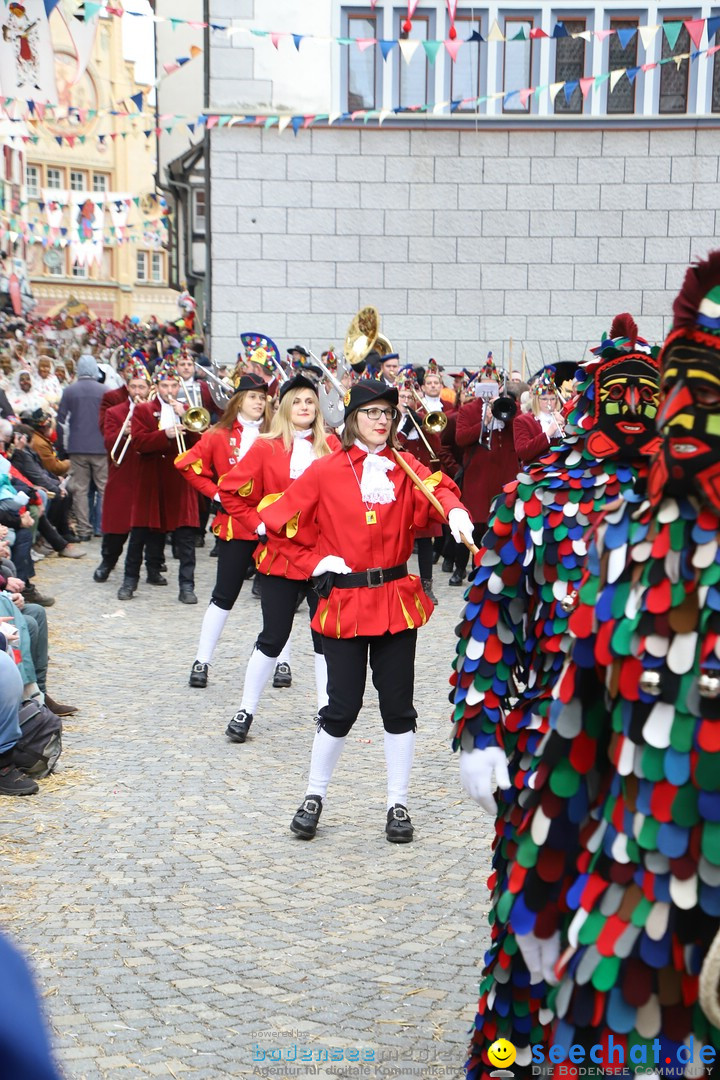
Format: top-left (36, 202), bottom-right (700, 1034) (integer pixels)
top-left (451, 379), bottom-right (519, 587)
top-left (93, 359), bottom-right (151, 584)
top-left (421, 359), bottom-right (455, 416)
top-left (260, 380), bottom-right (474, 843)
top-left (396, 380), bottom-right (456, 606)
top-left (218, 375), bottom-right (337, 744)
top-left (98, 350), bottom-right (146, 435)
top-left (175, 373), bottom-right (274, 688)
top-left (116, 359), bottom-right (200, 603)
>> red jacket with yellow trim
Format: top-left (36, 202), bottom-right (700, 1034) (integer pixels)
top-left (175, 425), bottom-right (256, 541)
top-left (260, 444), bottom-right (465, 638)
top-left (218, 434), bottom-right (339, 579)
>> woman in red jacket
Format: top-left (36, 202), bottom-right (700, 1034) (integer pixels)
top-left (260, 380), bottom-right (474, 844)
top-left (218, 375), bottom-right (336, 744)
top-left (175, 373), bottom-right (272, 689)
top-left (513, 375), bottom-right (565, 464)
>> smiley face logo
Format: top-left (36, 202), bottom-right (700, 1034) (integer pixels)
top-left (487, 1039), bottom-right (516, 1069)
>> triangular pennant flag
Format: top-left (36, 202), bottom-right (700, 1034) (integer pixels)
top-left (398, 38), bottom-right (420, 63)
top-left (709, 43), bottom-right (720, 57)
top-left (579, 76), bottom-right (594, 98)
top-left (708, 16), bottom-right (720, 40)
top-left (595, 29), bottom-right (614, 42)
top-left (529, 28), bottom-right (548, 39)
top-left (573, 30), bottom-right (592, 41)
top-left (83, 1), bottom-right (101, 18)
top-left (444, 38), bottom-right (462, 62)
top-left (190, 45), bottom-right (202, 57)
top-left (512, 27), bottom-right (526, 40)
top-left (641, 61), bottom-right (657, 71)
top-left (290, 116), bottom-right (303, 135)
top-left (422, 40), bottom-right (442, 63)
top-left (177, 56), bottom-right (191, 66)
top-left (163, 62), bottom-right (180, 75)
top-left (626, 66), bottom-right (641, 83)
top-left (616, 27), bottom-right (636, 49)
top-left (278, 116), bottom-right (291, 133)
top-left (379, 40), bottom-right (396, 60)
top-left (563, 80), bottom-right (578, 103)
top-left (594, 71), bottom-right (611, 88)
top-left (488, 19), bottom-right (503, 42)
top-left (328, 111), bottom-right (342, 125)
top-left (55, 137), bottom-right (63, 146)
top-left (503, 90), bottom-right (519, 104)
top-left (662, 22), bottom-right (683, 50)
top-left (553, 23), bottom-right (569, 39)
top-left (264, 116), bottom-right (278, 129)
top-left (27, 100), bottom-right (35, 115)
top-left (548, 81), bottom-right (564, 103)
top-left (518, 87), bottom-right (533, 107)
top-left (337, 37), bottom-right (353, 46)
top-left (356, 38), bottom-right (376, 52)
top-left (187, 123), bottom-right (195, 133)
top-left (292, 34), bottom-right (303, 50)
top-left (640, 25), bottom-right (660, 50)
top-left (378, 109), bottom-right (392, 125)
top-left (467, 30), bottom-right (483, 43)
top-left (684, 19), bottom-right (704, 48)
top-left (270, 33), bottom-right (282, 49)
top-left (130, 91), bottom-right (143, 111)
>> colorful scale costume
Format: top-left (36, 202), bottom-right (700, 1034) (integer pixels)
top-left (521, 253), bottom-right (720, 1076)
top-left (451, 319), bottom-right (661, 1079)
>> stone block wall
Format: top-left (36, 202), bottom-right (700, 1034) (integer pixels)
top-left (208, 124), bottom-right (720, 372)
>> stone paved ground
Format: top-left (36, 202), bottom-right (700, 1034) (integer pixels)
top-left (1, 541), bottom-right (494, 1080)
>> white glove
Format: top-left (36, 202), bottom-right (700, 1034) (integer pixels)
top-left (448, 507), bottom-right (475, 546)
top-left (256, 521), bottom-right (266, 537)
top-left (312, 555), bottom-right (352, 577)
top-left (516, 931), bottom-right (560, 986)
top-left (459, 746), bottom-right (511, 813)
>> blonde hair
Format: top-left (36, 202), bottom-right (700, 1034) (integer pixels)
top-left (530, 389), bottom-right (558, 417)
top-left (261, 385), bottom-right (331, 457)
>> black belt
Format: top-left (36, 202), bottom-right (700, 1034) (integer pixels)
top-left (332, 562), bottom-right (408, 589)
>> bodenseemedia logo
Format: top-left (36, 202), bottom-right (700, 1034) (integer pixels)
top-left (486, 1037), bottom-right (717, 1078)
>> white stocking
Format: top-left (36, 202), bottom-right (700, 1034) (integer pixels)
top-left (306, 728), bottom-right (346, 799)
top-left (195, 603), bottom-right (230, 664)
top-left (277, 639), bottom-right (291, 666)
top-left (384, 730), bottom-right (416, 809)
top-left (314, 653), bottom-right (328, 711)
top-left (239, 648), bottom-right (276, 714)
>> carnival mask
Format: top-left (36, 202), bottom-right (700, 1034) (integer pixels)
top-left (585, 354), bottom-right (661, 461)
top-left (648, 347), bottom-right (720, 510)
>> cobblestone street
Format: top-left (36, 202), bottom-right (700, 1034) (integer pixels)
top-left (1, 542), bottom-right (494, 1080)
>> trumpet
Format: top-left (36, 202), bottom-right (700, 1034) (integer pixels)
top-left (110, 402), bottom-right (134, 464)
top-left (175, 379), bottom-right (211, 452)
top-left (408, 384), bottom-right (448, 434)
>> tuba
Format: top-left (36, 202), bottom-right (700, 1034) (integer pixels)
top-left (343, 306), bottom-right (379, 372)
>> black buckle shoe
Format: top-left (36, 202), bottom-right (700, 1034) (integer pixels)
top-left (290, 794), bottom-right (323, 839)
top-left (386, 804), bottom-right (414, 844)
top-left (226, 710), bottom-right (253, 743)
top-left (273, 662), bottom-right (292, 688)
top-left (93, 562), bottom-right (112, 582)
top-left (448, 571), bottom-right (466, 587)
top-left (147, 572), bottom-right (168, 586)
top-left (189, 661), bottom-right (209, 688)
top-left (179, 589), bottom-right (198, 604)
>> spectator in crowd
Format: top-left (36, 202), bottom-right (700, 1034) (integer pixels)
top-left (56, 354), bottom-right (107, 541)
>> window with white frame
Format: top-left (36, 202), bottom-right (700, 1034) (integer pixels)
top-left (93, 173), bottom-right (108, 193)
top-left (192, 188), bottom-right (206, 235)
top-left (26, 165), bottom-right (39, 198)
top-left (347, 12), bottom-right (380, 111)
top-left (554, 19), bottom-right (586, 114)
top-left (136, 251), bottom-right (148, 281)
top-left (71, 259), bottom-right (87, 279)
top-left (451, 13), bottom-right (482, 109)
top-left (151, 251), bottom-right (163, 283)
top-left (503, 16), bottom-right (533, 112)
top-left (47, 251), bottom-right (64, 277)
top-left (70, 169), bottom-right (87, 192)
top-left (608, 19), bottom-right (639, 114)
top-left (397, 11), bottom-right (431, 108)
top-left (46, 167), bottom-right (63, 189)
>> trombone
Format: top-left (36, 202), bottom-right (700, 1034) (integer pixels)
top-left (110, 402), bottom-right (134, 464)
top-left (408, 384), bottom-right (447, 435)
top-left (175, 379), bottom-right (211, 453)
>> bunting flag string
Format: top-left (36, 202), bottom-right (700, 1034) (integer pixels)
top-left (0, 36), bottom-right (718, 140)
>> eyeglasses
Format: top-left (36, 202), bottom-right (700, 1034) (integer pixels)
top-left (357, 407), bottom-right (397, 421)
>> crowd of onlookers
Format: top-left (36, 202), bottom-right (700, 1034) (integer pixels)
top-left (0, 309), bottom-right (181, 797)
